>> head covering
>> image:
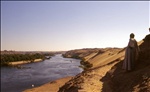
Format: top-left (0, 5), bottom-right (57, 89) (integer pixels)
top-left (130, 33), bottom-right (135, 38)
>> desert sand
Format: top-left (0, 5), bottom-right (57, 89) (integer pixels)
top-left (23, 77), bottom-right (73, 92)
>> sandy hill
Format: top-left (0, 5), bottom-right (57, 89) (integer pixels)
top-left (58, 35), bottom-right (150, 92)
top-left (63, 48), bottom-right (102, 59)
top-left (58, 48), bottom-right (125, 92)
top-left (100, 34), bottom-right (150, 92)
top-left (24, 35), bottom-right (149, 92)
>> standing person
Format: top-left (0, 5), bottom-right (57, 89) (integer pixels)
top-left (122, 33), bottom-right (139, 71)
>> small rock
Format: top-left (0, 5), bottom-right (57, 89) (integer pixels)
top-left (32, 84), bottom-right (34, 87)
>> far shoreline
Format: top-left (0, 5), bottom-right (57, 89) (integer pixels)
top-left (8, 59), bottom-right (43, 66)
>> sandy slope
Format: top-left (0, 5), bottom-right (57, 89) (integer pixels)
top-left (59, 35), bottom-right (150, 92)
top-left (59, 48), bottom-right (124, 92)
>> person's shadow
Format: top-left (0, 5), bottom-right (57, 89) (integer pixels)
top-left (100, 34), bottom-right (150, 92)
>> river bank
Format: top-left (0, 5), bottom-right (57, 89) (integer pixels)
top-left (1, 54), bottom-right (82, 92)
top-left (23, 76), bottom-right (73, 92)
top-left (8, 59), bottom-right (43, 66)
top-left (24, 48), bottom-right (122, 92)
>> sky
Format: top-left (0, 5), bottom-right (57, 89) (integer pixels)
top-left (1, 1), bottom-right (150, 51)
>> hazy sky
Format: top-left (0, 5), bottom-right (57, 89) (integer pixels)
top-left (1, 1), bottom-right (149, 51)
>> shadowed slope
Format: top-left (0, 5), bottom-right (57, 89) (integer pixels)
top-left (101, 34), bottom-right (150, 92)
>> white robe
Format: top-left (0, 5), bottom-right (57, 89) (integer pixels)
top-left (122, 38), bottom-right (139, 71)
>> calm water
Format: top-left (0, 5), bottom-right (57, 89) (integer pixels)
top-left (1, 54), bottom-right (82, 92)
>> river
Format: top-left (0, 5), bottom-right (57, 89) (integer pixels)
top-left (1, 54), bottom-right (83, 92)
